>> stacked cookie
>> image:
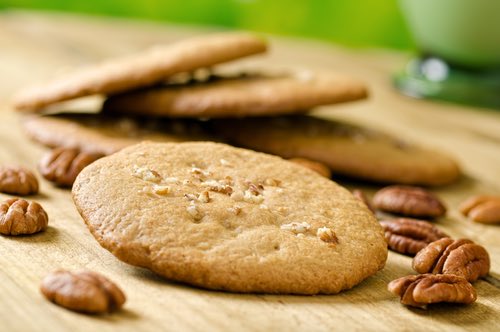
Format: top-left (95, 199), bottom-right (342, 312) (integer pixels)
top-left (12, 32), bottom-right (461, 295)
top-left (15, 32), bottom-right (460, 186)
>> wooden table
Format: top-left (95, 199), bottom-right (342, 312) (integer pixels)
top-left (1, 10), bottom-right (499, 332)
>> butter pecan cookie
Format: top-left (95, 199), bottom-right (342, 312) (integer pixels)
top-left (103, 72), bottom-right (367, 118)
top-left (22, 113), bottom-right (214, 155)
top-left (13, 32), bottom-right (267, 111)
top-left (212, 116), bottom-right (460, 186)
top-left (72, 142), bottom-right (387, 294)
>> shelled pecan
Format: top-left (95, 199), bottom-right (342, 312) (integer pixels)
top-left (380, 218), bottom-right (449, 256)
top-left (373, 185), bottom-right (446, 218)
top-left (0, 165), bottom-right (39, 195)
top-left (41, 270), bottom-right (126, 314)
top-left (388, 274), bottom-right (476, 309)
top-left (459, 195), bottom-right (500, 224)
top-left (0, 197), bottom-right (48, 235)
top-left (413, 238), bottom-right (490, 282)
top-left (38, 147), bottom-right (104, 187)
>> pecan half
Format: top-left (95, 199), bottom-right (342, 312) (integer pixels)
top-left (413, 238), bottom-right (490, 282)
top-left (352, 189), bottom-right (374, 212)
top-left (380, 218), bottom-right (449, 256)
top-left (459, 195), bottom-right (500, 224)
top-left (289, 157), bottom-right (331, 178)
top-left (0, 165), bottom-right (39, 195)
top-left (39, 147), bottom-right (104, 187)
top-left (373, 185), bottom-right (446, 218)
top-left (41, 270), bottom-right (126, 314)
top-left (388, 274), bottom-right (476, 309)
top-left (0, 198), bottom-right (48, 235)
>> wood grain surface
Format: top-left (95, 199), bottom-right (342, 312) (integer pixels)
top-left (0, 10), bottom-right (499, 332)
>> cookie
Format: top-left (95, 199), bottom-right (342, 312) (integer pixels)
top-left (102, 72), bottom-right (367, 118)
top-left (22, 113), bottom-right (213, 155)
top-left (211, 116), bottom-right (460, 186)
top-left (13, 33), bottom-right (267, 111)
top-left (72, 141), bottom-right (387, 294)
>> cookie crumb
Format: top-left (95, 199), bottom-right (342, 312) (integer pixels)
top-left (247, 183), bottom-right (264, 196)
top-left (280, 222), bottom-right (311, 234)
top-left (202, 179), bottom-right (233, 195)
top-left (184, 193), bottom-right (197, 201)
top-left (133, 165), bottom-right (161, 183)
top-left (244, 190), bottom-right (264, 203)
top-left (317, 227), bottom-right (338, 244)
top-left (198, 191), bottom-right (210, 203)
top-left (138, 186), bottom-right (156, 197)
top-left (228, 206), bottom-right (242, 215)
top-left (186, 203), bottom-right (202, 221)
top-left (153, 185), bottom-right (171, 195)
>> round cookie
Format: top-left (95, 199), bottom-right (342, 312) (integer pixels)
top-left (102, 72), bottom-right (368, 118)
top-left (72, 142), bottom-right (387, 294)
top-left (22, 114), bottom-right (213, 155)
top-left (211, 116), bottom-right (460, 186)
top-left (13, 33), bottom-right (267, 111)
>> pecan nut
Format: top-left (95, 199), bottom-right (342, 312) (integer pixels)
top-left (352, 189), bottom-right (374, 212)
top-left (413, 238), bottom-right (490, 282)
top-left (0, 165), bottom-right (39, 195)
top-left (380, 218), bottom-right (449, 256)
top-left (39, 147), bottom-right (104, 187)
top-left (289, 158), bottom-right (331, 178)
top-left (41, 270), bottom-right (126, 314)
top-left (0, 198), bottom-right (48, 235)
top-left (388, 274), bottom-right (476, 309)
top-left (459, 195), bottom-right (500, 224)
top-left (373, 185), bottom-right (446, 218)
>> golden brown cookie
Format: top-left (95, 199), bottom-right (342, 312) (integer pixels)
top-left (72, 142), bottom-right (387, 294)
top-left (211, 116), bottom-right (460, 186)
top-left (22, 113), bottom-right (213, 155)
top-left (13, 33), bottom-right (267, 111)
top-left (102, 72), bottom-right (367, 118)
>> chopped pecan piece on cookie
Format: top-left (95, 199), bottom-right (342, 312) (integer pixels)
top-left (40, 270), bottom-right (126, 314)
top-left (388, 274), bottom-right (476, 309)
top-left (459, 195), bottom-right (500, 224)
top-left (0, 165), bottom-right (39, 195)
top-left (0, 198), bottom-right (48, 235)
top-left (38, 147), bottom-right (104, 187)
top-left (413, 238), bottom-right (490, 282)
top-left (380, 218), bottom-right (449, 256)
top-left (316, 226), bottom-right (338, 244)
top-left (288, 158), bottom-right (331, 178)
top-left (373, 185), bottom-right (446, 218)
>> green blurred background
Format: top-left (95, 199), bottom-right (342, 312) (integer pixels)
top-left (0, 0), bottom-right (413, 49)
